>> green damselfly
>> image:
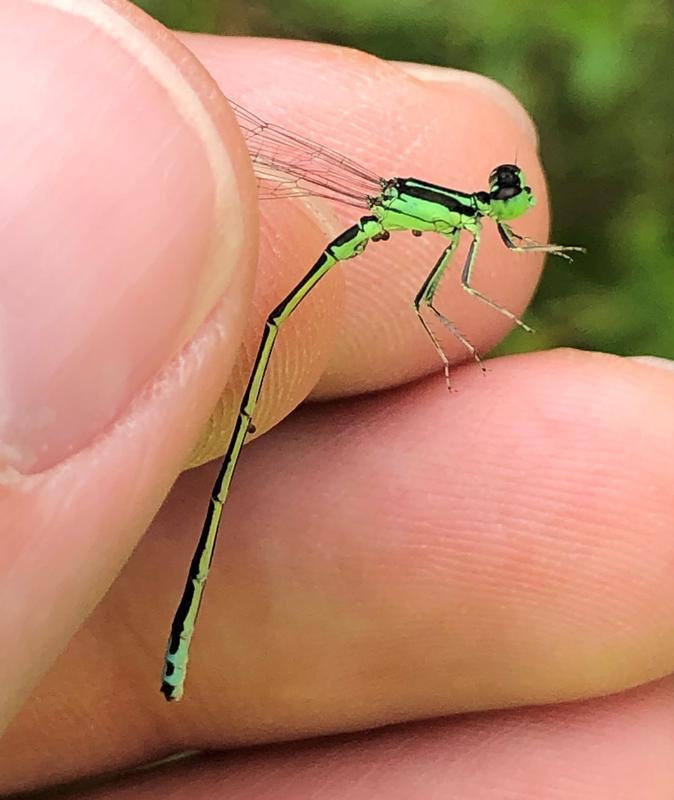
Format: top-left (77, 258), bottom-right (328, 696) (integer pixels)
top-left (161, 99), bottom-right (583, 701)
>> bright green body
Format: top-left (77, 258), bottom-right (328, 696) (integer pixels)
top-left (161, 157), bottom-right (582, 701)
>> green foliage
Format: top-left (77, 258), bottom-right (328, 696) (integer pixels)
top-left (133, 0), bottom-right (224, 33)
top-left (134, 0), bottom-right (674, 359)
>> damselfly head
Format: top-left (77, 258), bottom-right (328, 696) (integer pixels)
top-left (488, 164), bottom-right (535, 221)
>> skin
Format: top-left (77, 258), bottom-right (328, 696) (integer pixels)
top-left (1, 2), bottom-right (674, 797)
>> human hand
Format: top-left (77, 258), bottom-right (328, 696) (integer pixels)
top-left (2, 3), bottom-right (674, 797)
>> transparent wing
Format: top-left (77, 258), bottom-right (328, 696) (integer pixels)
top-left (228, 99), bottom-right (384, 208)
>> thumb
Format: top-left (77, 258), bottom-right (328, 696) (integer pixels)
top-left (0, 0), bottom-right (256, 729)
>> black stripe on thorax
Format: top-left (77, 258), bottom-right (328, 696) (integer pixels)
top-left (397, 179), bottom-right (477, 217)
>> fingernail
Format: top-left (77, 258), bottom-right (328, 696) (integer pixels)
top-left (0, 2), bottom-right (245, 473)
top-left (394, 61), bottom-right (538, 149)
top-left (629, 356), bottom-right (674, 373)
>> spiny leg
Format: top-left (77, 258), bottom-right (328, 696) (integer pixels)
top-left (460, 224), bottom-right (534, 333)
top-left (161, 215), bottom-right (384, 701)
top-left (415, 308), bottom-right (454, 389)
top-left (427, 303), bottom-right (484, 374)
top-left (497, 222), bottom-right (586, 262)
top-left (414, 236), bottom-right (483, 391)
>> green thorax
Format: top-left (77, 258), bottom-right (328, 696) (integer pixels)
top-left (372, 164), bottom-right (535, 233)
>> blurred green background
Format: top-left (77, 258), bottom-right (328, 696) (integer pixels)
top-left (135, 0), bottom-right (673, 359)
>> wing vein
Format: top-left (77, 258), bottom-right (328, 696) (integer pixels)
top-left (228, 99), bottom-right (384, 208)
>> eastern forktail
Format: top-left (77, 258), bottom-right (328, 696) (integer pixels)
top-left (161, 99), bottom-right (584, 701)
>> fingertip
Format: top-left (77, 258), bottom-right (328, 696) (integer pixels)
top-left (394, 61), bottom-right (539, 150)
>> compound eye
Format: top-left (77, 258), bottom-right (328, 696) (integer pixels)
top-left (499, 166), bottom-right (521, 187)
top-left (490, 164), bottom-right (521, 187)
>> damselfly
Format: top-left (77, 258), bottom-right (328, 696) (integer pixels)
top-left (161, 99), bottom-right (584, 701)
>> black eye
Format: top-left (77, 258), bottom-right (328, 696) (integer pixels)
top-left (489, 164), bottom-right (523, 193)
top-left (491, 164), bottom-right (521, 187)
top-left (499, 170), bottom-right (519, 187)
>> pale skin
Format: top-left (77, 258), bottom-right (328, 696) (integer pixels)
top-left (1, 2), bottom-right (674, 797)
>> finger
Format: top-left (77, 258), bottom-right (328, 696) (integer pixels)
top-left (178, 35), bottom-right (548, 464)
top-left (12, 679), bottom-right (674, 798)
top-left (0, 0), bottom-right (256, 727)
top-left (394, 61), bottom-right (540, 147)
top-left (4, 350), bottom-right (674, 787)
top-left (162, 352), bottom-right (674, 728)
top-left (106, 678), bottom-right (674, 800)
